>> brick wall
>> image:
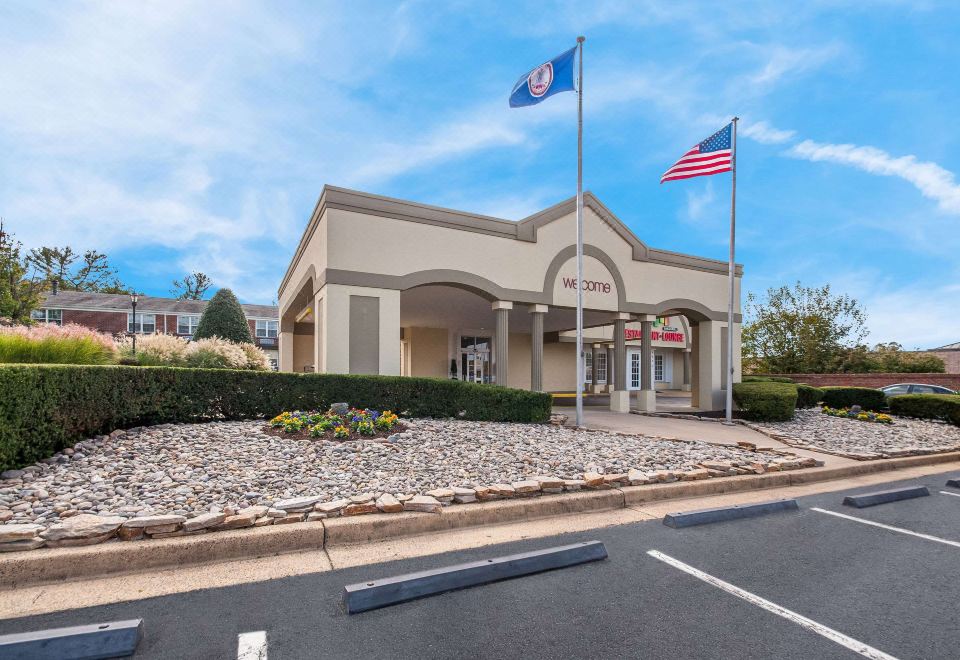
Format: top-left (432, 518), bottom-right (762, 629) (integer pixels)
top-left (62, 309), bottom-right (127, 335)
top-left (766, 373), bottom-right (960, 390)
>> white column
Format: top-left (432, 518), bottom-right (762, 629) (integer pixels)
top-left (492, 301), bottom-right (513, 386)
top-left (610, 312), bottom-right (631, 413)
top-left (529, 304), bottom-right (547, 392)
top-left (635, 314), bottom-right (657, 412)
top-left (696, 320), bottom-right (724, 411)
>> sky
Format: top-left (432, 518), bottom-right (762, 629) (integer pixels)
top-left (1, 1), bottom-right (958, 349)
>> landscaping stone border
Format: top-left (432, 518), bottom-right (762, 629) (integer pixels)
top-left (2, 451), bottom-right (957, 590)
top-left (0, 436), bottom-right (818, 555)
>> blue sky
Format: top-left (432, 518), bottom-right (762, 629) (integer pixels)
top-left (1, 1), bottom-right (958, 348)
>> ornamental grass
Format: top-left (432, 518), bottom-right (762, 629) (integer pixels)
top-left (0, 323), bottom-right (117, 365)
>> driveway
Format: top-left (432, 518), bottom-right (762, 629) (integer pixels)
top-left (3, 471), bottom-right (958, 658)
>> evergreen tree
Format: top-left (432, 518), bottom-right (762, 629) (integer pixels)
top-left (193, 288), bottom-right (253, 343)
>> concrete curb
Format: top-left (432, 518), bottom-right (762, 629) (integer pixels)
top-left (0, 619), bottom-right (142, 659)
top-left (842, 486), bottom-right (930, 508)
top-left (2, 451), bottom-right (957, 590)
top-left (662, 499), bottom-right (799, 528)
top-left (342, 540), bottom-right (608, 613)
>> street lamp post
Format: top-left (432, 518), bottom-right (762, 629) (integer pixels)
top-left (130, 294), bottom-right (139, 355)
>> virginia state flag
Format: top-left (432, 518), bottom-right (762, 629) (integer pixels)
top-left (509, 47), bottom-right (577, 108)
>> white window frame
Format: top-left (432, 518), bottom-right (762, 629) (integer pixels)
top-left (595, 351), bottom-right (607, 384)
top-left (255, 319), bottom-right (278, 338)
top-left (584, 351), bottom-right (593, 383)
top-left (128, 313), bottom-right (156, 334)
top-left (630, 352), bottom-right (641, 389)
top-left (177, 315), bottom-right (200, 335)
top-left (654, 354), bottom-right (665, 382)
top-left (31, 308), bottom-right (62, 325)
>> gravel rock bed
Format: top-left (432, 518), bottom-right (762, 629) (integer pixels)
top-left (0, 419), bottom-right (814, 552)
top-left (751, 409), bottom-right (960, 459)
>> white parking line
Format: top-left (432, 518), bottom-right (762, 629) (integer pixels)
top-left (237, 631), bottom-right (267, 660)
top-left (811, 507), bottom-right (960, 548)
top-left (939, 490), bottom-right (960, 498)
top-left (647, 550), bottom-right (898, 660)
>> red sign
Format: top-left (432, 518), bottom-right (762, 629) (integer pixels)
top-left (624, 328), bottom-right (685, 343)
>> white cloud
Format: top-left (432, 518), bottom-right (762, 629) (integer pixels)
top-left (746, 43), bottom-right (844, 87)
top-left (740, 120), bottom-right (796, 144)
top-left (790, 140), bottom-right (960, 215)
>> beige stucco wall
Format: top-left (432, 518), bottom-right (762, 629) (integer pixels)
top-left (543, 341), bottom-right (577, 392)
top-left (408, 326), bottom-right (449, 378)
top-left (321, 205), bottom-right (739, 314)
top-left (507, 332), bottom-right (532, 390)
top-left (292, 333), bottom-right (313, 373)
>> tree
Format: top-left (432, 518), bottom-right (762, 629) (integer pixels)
top-left (171, 272), bottom-right (212, 300)
top-left (837, 342), bottom-right (946, 373)
top-left (742, 282), bottom-right (868, 374)
top-left (26, 245), bottom-right (131, 293)
top-left (0, 222), bottom-right (43, 324)
top-left (193, 288), bottom-right (253, 343)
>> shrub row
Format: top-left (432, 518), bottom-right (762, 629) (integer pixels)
top-left (795, 384), bottom-right (825, 409)
top-left (819, 386), bottom-right (887, 412)
top-left (732, 381), bottom-right (797, 421)
top-left (0, 365), bottom-right (553, 471)
top-left (742, 375), bottom-right (795, 383)
top-left (888, 394), bottom-right (960, 426)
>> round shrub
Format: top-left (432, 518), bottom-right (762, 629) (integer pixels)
top-left (116, 333), bottom-right (190, 366)
top-left (820, 387), bottom-right (887, 412)
top-left (733, 381), bottom-right (797, 421)
top-left (185, 337), bottom-right (249, 369)
top-left (795, 384), bottom-right (825, 409)
top-left (888, 394), bottom-right (960, 426)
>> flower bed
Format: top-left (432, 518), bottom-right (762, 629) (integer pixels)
top-left (265, 408), bottom-right (405, 441)
top-left (821, 405), bottom-right (892, 424)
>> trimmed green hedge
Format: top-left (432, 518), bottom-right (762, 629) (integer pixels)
top-left (795, 384), bottom-right (826, 409)
top-left (0, 365), bottom-right (553, 471)
top-left (888, 394), bottom-right (960, 426)
top-left (820, 386), bottom-right (887, 411)
top-left (742, 375), bottom-right (795, 383)
top-left (733, 381), bottom-right (797, 421)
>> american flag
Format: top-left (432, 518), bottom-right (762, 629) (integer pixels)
top-left (660, 123), bottom-right (733, 183)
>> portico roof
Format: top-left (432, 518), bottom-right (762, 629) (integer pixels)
top-left (279, 186), bottom-right (743, 298)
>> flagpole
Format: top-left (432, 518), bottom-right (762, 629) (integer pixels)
top-left (575, 36), bottom-right (585, 428)
top-left (725, 116), bottom-right (739, 424)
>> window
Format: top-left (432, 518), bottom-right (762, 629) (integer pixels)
top-left (268, 357), bottom-right (279, 371)
top-left (177, 315), bottom-right (200, 335)
top-left (595, 351), bottom-right (607, 384)
top-left (883, 385), bottom-right (909, 396)
top-left (654, 354), bottom-right (665, 382)
top-left (128, 313), bottom-right (156, 334)
top-left (584, 351), bottom-right (593, 383)
top-left (255, 319), bottom-right (278, 338)
top-left (630, 353), bottom-right (641, 389)
top-left (30, 308), bottom-right (62, 325)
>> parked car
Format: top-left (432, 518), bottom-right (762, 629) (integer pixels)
top-left (880, 383), bottom-right (957, 396)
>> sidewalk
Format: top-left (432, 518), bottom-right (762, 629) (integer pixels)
top-left (553, 405), bottom-right (856, 469)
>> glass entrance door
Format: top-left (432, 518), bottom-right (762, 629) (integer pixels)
top-left (460, 335), bottom-right (491, 384)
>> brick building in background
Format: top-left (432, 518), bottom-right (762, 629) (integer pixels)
top-left (926, 341), bottom-right (960, 374)
top-left (32, 290), bottom-right (280, 369)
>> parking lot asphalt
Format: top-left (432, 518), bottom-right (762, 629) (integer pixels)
top-left (3, 470), bottom-right (959, 659)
